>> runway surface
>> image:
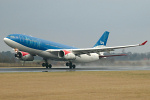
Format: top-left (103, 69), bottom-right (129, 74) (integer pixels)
top-left (0, 66), bottom-right (150, 73)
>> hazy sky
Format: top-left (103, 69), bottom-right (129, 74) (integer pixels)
top-left (0, 0), bottom-right (150, 53)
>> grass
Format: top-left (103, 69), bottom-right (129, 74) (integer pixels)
top-left (0, 71), bottom-right (150, 100)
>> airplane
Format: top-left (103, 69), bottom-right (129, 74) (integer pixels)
top-left (4, 31), bottom-right (147, 69)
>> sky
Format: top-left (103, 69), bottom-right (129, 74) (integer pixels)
top-left (0, 0), bottom-right (150, 53)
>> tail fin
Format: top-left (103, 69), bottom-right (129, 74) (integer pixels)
top-left (93, 31), bottom-right (109, 48)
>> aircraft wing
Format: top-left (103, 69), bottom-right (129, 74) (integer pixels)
top-left (72, 41), bottom-right (147, 55)
top-left (46, 41), bottom-right (147, 56)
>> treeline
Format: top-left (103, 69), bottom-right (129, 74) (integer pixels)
top-left (0, 51), bottom-right (17, 63)
top-left (112, 52), bottom-right (150, 61)
top-left (0, 51), bottom-right (150, 63)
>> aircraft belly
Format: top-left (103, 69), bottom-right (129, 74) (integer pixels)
top-left (38, 51), bottom-right (59, 59)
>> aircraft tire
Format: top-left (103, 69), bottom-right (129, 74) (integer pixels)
top-left (45, 63), bottom-right (49, 69)
top-left (42, 63), bottom-right (46, 67)
top-left (66, 62), bottom-right (69, 66)
top-left (72, 65), bottom-right (76, 69)
top-left (48, 64), bottom-right (52, 68)
top-left (69, 66), bottom-right (72, 69)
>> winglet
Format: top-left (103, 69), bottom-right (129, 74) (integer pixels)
top-left (140, 41), bottom-right (147, 46)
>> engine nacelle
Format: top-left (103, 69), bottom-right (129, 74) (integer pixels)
top-left (58, 50), bottom-right (76, 60)
top-left (15, 51), bottom-right (34, 61)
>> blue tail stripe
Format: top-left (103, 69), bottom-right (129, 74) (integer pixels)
top-left (93, 31), bottom-right (109, 47)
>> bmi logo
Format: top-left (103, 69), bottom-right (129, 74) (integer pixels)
top-left (100, 41), bottom-right (104, 45)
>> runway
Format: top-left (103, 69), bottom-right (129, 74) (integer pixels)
top-left (0, 66), bottom-right (150, 73)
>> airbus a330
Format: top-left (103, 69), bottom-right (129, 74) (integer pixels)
top-left (4, 31), bottom-right (147, 69)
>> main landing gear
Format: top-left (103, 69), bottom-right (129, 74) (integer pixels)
top-left (42, 59), bottom-right (75, 69)
top-left (66, 61), bottom-right (76, 69)
top-left (42, 59), bottom-right (52, 68)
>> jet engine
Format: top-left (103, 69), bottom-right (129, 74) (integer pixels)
top-left (15, 51), bottom-right (34, 61)
top-left (58, 50), bottom-right (76, 60)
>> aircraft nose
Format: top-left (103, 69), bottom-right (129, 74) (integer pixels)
top-left (4, 37), bottom-right (7, 42)
top-left (4, 37), bottom-right (9, 44)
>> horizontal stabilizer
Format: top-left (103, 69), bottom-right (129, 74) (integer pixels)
top-left (99, 54), bottom-right (127, 59)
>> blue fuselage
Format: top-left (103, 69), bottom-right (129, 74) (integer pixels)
top-left (6, 34), bottom-right (77, 51)
top-left (4, 34), bottom-right (100, 63)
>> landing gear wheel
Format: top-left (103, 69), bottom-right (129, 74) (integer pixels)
top-left (66, 62), bottom-right (69, 66)
top-left (69, 66), bottom-right (72, 69)
top-left (72, 64), bottom-right (76, 69)
top-left (66, 61), bottom-right (76, 69)
top-left (48, 64), bottom-right (52, 68)
top-left (45, 64), bottom-right (52, 69)
top-left (42, 59), bottom-right (52, 69)
top-left (42, 63), bottom-right (45, 67)
top-left (66, 62), bottom-right (76, 69)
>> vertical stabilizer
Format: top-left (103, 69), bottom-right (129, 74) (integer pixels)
top-left (93, 31), bottom-right (109, 48)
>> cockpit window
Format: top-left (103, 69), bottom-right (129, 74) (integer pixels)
top-left (7, 35), bottom-right (15, 38)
